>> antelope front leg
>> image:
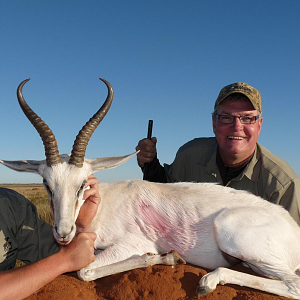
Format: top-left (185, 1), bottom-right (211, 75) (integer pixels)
top-left (78, 250), bottom-right (186, 281)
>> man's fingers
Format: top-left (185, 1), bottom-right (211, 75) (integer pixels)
top-left (83, 187), bottom-right (100, 204)
top-left (85, 175), bottom-right (98, 189)
top-left (84, 175), bottom-right (100, 200)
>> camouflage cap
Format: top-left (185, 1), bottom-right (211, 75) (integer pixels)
top-left (214, 82), bottom-right (262, 114)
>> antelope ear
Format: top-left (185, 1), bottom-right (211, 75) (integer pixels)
top-left (86, 151), bottom-right (139, 173)
top-left (0, 159), bottom-right (44, 174)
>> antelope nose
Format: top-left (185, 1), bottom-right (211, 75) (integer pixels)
top-left (54, 225), bottom-right (74, 239)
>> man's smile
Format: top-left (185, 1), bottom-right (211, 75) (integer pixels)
top-left (227, 136), bottom-right (245, 140)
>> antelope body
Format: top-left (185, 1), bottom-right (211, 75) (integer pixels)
top-left (1, 79), bottom-right (300, 299)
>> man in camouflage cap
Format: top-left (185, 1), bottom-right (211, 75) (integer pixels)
top-left (136, 82), bottom-right (300, 225)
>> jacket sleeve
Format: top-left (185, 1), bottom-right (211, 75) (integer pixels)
top-left (142, 156), bottom-right (168, 183)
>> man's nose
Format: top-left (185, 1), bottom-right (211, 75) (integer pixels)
top-left (232, 117), bottom-right (243, 129)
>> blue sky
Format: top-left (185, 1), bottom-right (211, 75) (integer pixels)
top-left (1, 1), bottom-right (300, 183)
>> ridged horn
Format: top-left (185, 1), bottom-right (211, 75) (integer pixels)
top-left (17, 79), bottom-right (61, 166)
top-left (69, 78), bottom-right (114, 168)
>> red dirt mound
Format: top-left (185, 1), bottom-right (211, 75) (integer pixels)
top-left (25, 263), bottom-right (293, 300)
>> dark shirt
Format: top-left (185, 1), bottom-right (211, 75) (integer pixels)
top-left (0, 188), bottom-right (59, 270)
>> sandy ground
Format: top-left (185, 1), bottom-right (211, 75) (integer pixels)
top-left (25, 263), bottom-right (293, 300)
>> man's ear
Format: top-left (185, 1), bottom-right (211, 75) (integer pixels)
top-left (257, 116), bottom-right (263, 135)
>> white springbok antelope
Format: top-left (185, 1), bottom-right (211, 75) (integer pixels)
top-left (1, 78), bottom-right (300, 299)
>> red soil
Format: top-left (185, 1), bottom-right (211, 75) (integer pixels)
top-left (25, 263), bottom-right (292, 300)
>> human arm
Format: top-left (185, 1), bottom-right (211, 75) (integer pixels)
top-left (0, 232), bottom-right (96, 300)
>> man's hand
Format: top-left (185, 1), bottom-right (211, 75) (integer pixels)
top-left (135, 137), bottom-right (157, 168)
top-left (76, 175), bottom-right (101, 233)
top-left (59, 232), bottom-right (97, 272)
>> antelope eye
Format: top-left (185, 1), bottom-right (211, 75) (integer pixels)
top-left (81, 181), bottom-right (87, 190)
top-left (43, 180), bottom-right (50, 189)
top-left (43, 180), bottom-right (54, 196)
top-left (77, 181), bottom-right (87, 197)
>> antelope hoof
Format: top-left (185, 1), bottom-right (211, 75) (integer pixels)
top-left (77, 268), bottom-right (95, 281)
top-left (195, 272), bottom-right (218, 297)
top-left (195, 284), bottom-right (214, 297)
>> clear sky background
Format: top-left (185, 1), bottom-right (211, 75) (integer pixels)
top-left (1, 1), bottom-right (300, 184)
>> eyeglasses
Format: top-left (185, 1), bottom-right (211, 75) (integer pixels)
top-left (215, 114), bottom-right (260, 124)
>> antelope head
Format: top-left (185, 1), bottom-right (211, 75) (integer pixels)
top-left (0, 78), bottom-right (137, 245)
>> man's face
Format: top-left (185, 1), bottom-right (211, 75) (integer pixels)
top-left (212, 96), bottom-right (263, 164)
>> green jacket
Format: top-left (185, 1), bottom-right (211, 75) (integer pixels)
top-left (162, 137), bottom-right (300, 224)
top-left (0, 188), bottom-right (59, 271)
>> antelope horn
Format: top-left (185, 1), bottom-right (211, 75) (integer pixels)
top-left (17, 79), bottom-right (61, 166)
top-left (69, 78), bottom-right (114, 168)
